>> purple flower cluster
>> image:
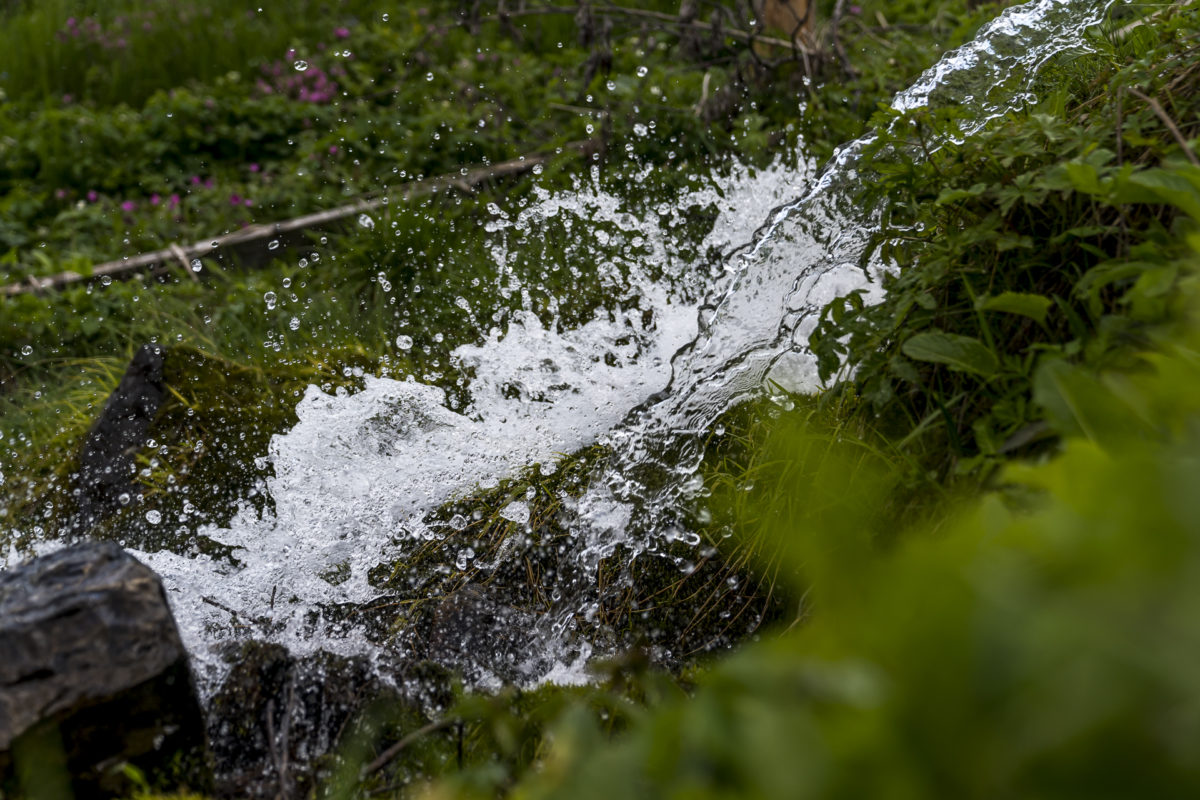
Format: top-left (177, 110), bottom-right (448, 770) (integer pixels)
top-left (55, 12), bottom-right (153, 50)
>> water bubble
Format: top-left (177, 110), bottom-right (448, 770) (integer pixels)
top-left (358, 213), bottom-right (375, 230)
top-left (636, 65), bottom-right (648, 77)
top-left (268, 239), bottom-right (280, 250)
top-left (455, 547), bottom-right (475, 570)
top-left (298, 258), bottom-right (309, 268)
top-left (19, 345), bottom-right (32, 356)
top-left (264, 291), bottom-right (277, 310)
top-left (395, 334), bottom-right (413, 350)
top-left (448, 514), bottom-right (468, 531)
top-left (425, 72), bottom-right (434, 82)
top-left (117, 492), bottom-right (131, 506)
top-left (145, 510), bottom-right (161, 524)
top-left (190, 258), bottom-right (203, 273)
top-left (289, 317), bottom-right (301, 331)
top-left (294, 60), bottom-right (309, 71)
top-left (606, 80), bottom-right (616, 91)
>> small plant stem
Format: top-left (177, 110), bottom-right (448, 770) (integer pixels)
top-left (1127, 87), bottom-right (1200, 167)
top-left (364, 717), bottom-right (460, 776)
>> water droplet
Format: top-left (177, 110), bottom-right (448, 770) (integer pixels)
top-left (449, 514), bottom-right (468, 531)
top-left (268, 239), bottom-right (280, 250)
top-left (118, 492), bottom-right (131, 506)
top-left (264, 291), bottom-right (277, 310)
top-left (637, 65), bottom-right (648, 77)
top-left (425, 72), bottom-right (434, 82)
top-left (20, 345), bottom-right (32, 356)
top-left (294, 60), bottom-right (309, 71)
top-left (145, 510), bottom-right (161, 524)
top-left (358, 213), bottom-right (375, 230)
top-left (395, 334), bottom-right (413, 350)
top-left (100, 275), bottom-right (112, 286)
top-left (190, 258), bottom-right (202, 272)
top-left (289, 317), bottom-right (301, 331)
top-left (454, 547), bottom-right (475, 570)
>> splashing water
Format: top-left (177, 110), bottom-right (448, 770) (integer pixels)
top-left (134, 157), bottom-right (808, 688)
top-left (17, 0), bottom-right (1114, 689)
top-left (579, 0), bottom-right (1115, 554)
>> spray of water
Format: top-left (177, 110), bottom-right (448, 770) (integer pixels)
top-left (10, 0), bottom-right (1115, 688)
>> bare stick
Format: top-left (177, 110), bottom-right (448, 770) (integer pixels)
top-left (1127, 86), bottom-right (1200, 167)
top-left (2, 141), bottom-right (599, 298)
top-left (829, 0), bottom-right (859, 79)
top-left (363, 718), bottom-right (459, 776)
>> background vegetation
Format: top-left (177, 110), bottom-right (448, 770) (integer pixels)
top-left (4, 0), bottom-right (1200, 797)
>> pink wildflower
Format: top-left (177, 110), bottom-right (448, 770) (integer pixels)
top-left (150, 193), bottom-right (161, 206)
top-left (334, 27), bottom-right (350, 39)
top-left (121, 200), bottom-right (136, 212)
top-left (86, 190), bottom-right (98, 203)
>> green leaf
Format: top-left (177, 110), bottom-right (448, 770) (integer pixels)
top-left (1117, 168), bottom-right (1200, 221)
top-left (901, 332), bottom-right (998, 377)
top-left (977, 292), bottom-right (1053, 326)
top-left (1033, 359), bottom-right (1157, 448)
top-left (935, 183), bottom-right (988, 205)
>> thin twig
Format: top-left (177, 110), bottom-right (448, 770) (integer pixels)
top-left (829, 0), bottom-right (859, 79)
top-left (363, 717), bottom-right (460, 776)
top-left (168, 243), bottom-right (199, 282)
top-left (1127, 86), bottom-right (1200, 167)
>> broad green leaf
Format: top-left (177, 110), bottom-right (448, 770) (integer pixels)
top-left (977, 292), bottom-right (1053, 325)
top-left (935, 183), bottom-right (988, 205)
top-left (1063, 161), bottom-right (1105, 195)
top-left (1033, 359), bottom-right (1157, 447)
top-left (1117, 168), bottom-right (1200, 221)
top-left (901, 332), bottom-right (998, 377)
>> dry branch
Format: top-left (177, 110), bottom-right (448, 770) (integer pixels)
top-left (2, 141), bottom-right (600, 298)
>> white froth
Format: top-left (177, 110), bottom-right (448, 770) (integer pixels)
top-left (132, 157), bottom-right (806, 685)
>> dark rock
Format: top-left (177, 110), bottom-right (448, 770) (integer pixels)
top-left (207, 641), bottom-right (453, 799)
top-left (67, 344), bottom-right (166, 535)
top-left (0, 541), bottom-right (210, 798)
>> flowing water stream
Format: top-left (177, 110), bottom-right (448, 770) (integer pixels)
top-left (5, 0), bottom-right (1114, 691)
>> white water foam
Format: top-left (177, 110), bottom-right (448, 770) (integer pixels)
top-left (129, 157), bottom-right (809, 688)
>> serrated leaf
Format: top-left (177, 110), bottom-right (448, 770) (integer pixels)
top-left (935, 182), bottom-right (988, 205)
top-left (977, 292), bottom-right (1053, 325)
top-left (901, 332), bottom-right (998, 377)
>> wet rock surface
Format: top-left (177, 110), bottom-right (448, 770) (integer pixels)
top-left (67, 344), bottom-right (167, 535)
top-left (0, 541), bottom-right (209, 798)
top-left (207, 641), bottom-right (454, 799)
